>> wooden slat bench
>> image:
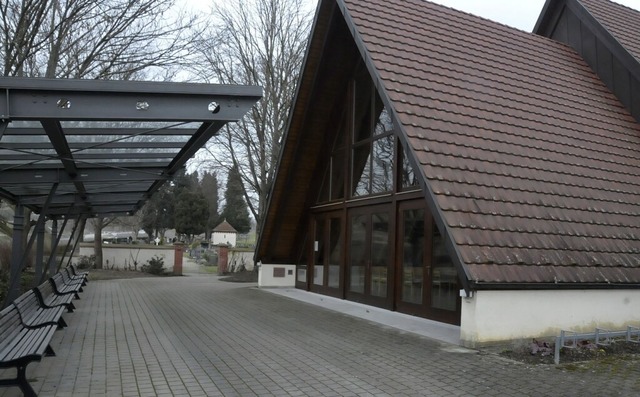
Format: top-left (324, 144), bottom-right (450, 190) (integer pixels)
top-left (0, 303), bottom-right (58, 397)
top-left (49, 273), bottom-right (82, 299)
top-left (63, 267), bottom-right (87, 286)
top-left (13, 290), bottom-right (67, 329)
top-left (59, 268), bottom-right (84, 292)
top-left (34, 279), bottom-right (76, 313)
top-left (69, 264), bottom-right (89, 282)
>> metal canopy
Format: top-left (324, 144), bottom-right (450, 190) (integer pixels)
top-left (0, 77), bottom-right (262, 218)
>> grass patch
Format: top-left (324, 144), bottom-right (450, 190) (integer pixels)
top-left (202, 265), bottom-right (218, 274)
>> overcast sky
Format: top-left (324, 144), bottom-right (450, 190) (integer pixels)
top-left (186, 0), bottom-right (640, 33)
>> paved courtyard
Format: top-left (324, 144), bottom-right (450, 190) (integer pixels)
top-left (1, 270), bottom-right (639, 396)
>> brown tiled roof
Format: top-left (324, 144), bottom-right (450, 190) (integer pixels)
top-left (213, 220), bottom-right (237, 234)
top-left (342, 0), bottom-right (640, 285)
top-left (579, 0), bottom-right (640, 62)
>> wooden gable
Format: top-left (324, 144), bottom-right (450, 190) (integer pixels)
top-left (535, 0), bottom-right (640, 121)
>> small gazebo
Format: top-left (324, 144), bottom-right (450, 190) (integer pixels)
top-left (211, 220), bottom-right (237, 247)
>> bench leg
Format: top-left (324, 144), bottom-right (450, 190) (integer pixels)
top-left (57, 317), bottom-right (68, 329)
top-left (17, 365), bottom-right (37, 397)
top-left (0, 365), bottom-right (37, 397)
top-left (45, 345), bottom-right (56, 357)
top-left (66, 302), bottom-right (76, 313)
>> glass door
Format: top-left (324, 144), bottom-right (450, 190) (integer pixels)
top-left (347, 205), bottom-right (392, 308)
top-left (310, 211), bottom-right (343, 297)
top-left (396, 201), bottom-right (429, 315)
top-left (395, 200), bottom-right (461, 324)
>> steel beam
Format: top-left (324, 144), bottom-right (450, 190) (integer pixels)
top-left (58, 215), bottom-right (83, 270)
top-left (3, 161), bottom-right (173, 170)
top-left (19, 192), bottom-right (146, 206)
top-left (64, 216), bottom-right (87, 269)
top-left (1, 141), bottom-right (187, 150)
top-left (0, 77), bottom-right (261, 122)
top-left (2, 127), bottom-right (198, 136)
top-left (147, 121), bottom-right (225, 196)
top-left (0, 167), bottom-right (166, 184)
top-left (45, 215), bottom-right (72, 281)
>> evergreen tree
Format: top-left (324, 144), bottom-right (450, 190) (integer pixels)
top-left (172, 169), bottom-right (198, 198)
top-left (222, 165), bottom-right (251, 233)
top-left (201, 171), bottom-right (220, 239)
top-left (140, 184), bottom-right (175, 242)
top-left (174, 190), bottom-right (210, 241)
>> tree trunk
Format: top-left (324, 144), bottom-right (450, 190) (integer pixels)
top-left (93, 218), bottom-right (104, 269)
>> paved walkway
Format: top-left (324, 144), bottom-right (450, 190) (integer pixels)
top-left (1, 270), bottom-right (639, 396)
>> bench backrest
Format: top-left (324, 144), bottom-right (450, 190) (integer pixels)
top-left (0, 305), bottom-right (23, 353)
top-left (11, 291), bottom-right (41, 322)
top-left (60, 268), bottom-right (72, 284)
top-left (69, 265), bottom-right (80, 276)
top-left (37, 280), bottom-right (56, 303)
top-left (50, 273), bottom-right (64, 289)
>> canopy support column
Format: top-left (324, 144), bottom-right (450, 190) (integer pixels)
top-left (58, 215), bottom-right (85, 270)
top-left (64, 216), bottom-right (87, 269)
top-left (34, 220), bottom-right (46, 286)
top-left (43, 216), bottom-right (69, 283)
top-left (4, 203), bottom-right (25, 307)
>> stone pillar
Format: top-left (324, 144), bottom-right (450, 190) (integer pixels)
top-left (217, 244), bottom-right (229, 275)
top-left (173, 243), bottom-right (184, 276)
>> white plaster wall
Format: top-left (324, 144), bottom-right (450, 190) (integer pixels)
top-left (461, 289), bottom-right (640, 347)
top-left (212, 232), bottom-right (237, 247)
top-left (78, 243), bottom-right (176, 272)
top-left (258, 264), bottom-right (296, 287)
top-left (228, 250), bottom-right (255, 272)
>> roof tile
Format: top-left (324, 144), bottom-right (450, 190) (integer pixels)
top-left (343, 0), bottom-right (640, 284)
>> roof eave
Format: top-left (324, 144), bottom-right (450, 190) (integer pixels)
top-left (471, 281), bottom-right (640, 291)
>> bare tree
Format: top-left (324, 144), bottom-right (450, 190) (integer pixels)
top-left (192, 0), bottom-right (313, 234)
top-left (2, 0), bottom-right (200, 79)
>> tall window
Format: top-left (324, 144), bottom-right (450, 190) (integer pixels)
top-left (351, 65), bottom-right (394, 197)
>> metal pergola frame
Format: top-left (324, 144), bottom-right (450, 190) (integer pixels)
top-left (0, 77), bottom-right (262, 305)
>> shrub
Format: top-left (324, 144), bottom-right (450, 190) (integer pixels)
top-left (76, 255), bottom-right (96, 269)
top-left (202, 250), bottom-right (218, 266)
top-left (0, 269), bottom-right (7, 304)
top-left (141, 255), bottom-right (165, 275)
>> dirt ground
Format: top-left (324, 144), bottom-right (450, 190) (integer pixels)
top-left (218, 271), bottom-right (258, 283)
top-left (498, 338), bottom-right (640, 366)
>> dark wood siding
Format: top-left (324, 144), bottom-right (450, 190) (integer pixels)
top-left (551, 8), bottom-right (569, 43)
top-left (632, 76), bottom-right (640, 119)
top-left (566, 10), bottom-right (582, 51)
top-left (612, 57), bottom-right (631, 108)
top-left (596, 40), bottom-right (613, 88)
top-left (539, 1), bottom-right (640, 123)
top-left (580, 22), bottom-right (597, 69)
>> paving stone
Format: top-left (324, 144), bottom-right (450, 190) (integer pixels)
top-left (0, 272), bottom-right (639, 396)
